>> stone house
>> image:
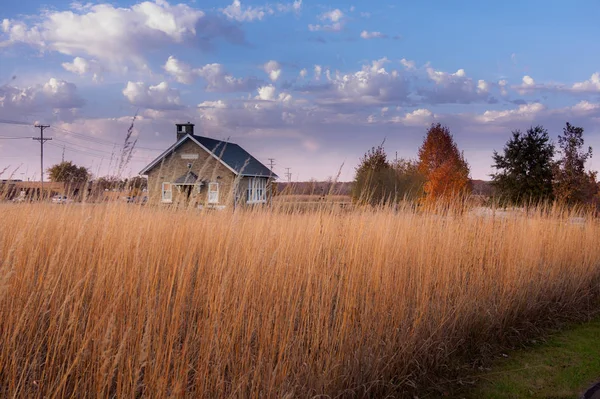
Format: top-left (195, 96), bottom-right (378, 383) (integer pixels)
top-left (139, 123), bottom-right (278, 208)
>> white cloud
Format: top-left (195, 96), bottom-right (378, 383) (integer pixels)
top-left (1, 1), bottom-right (243, 70)
top-left (263, 60), bottom-right (282, 82)
top-left (477, 79), bottom-right (489, 94)
top-left (222, 0), bottom-right (268, 22)
top-left (122, 81), bottom-right (182, 110)
top-left (308, 8), bottom-right (344, 31)
top-left (522, 75), bottom-right (535, 86)
top-left (255, 85), bottom-right (292, 103)
top-left (222, 0), bottom-right (302, 22)
top-left (498, 79), bottom-right (508, 96)
top-left (391, 109), bottom-right (434, 126)
top-left (0, 78), bottom-right (84, 117)
top-left (427, 67), bottom-right (466, 84)
top-left (62, 57), bottom-right (104, 82)
top-left (163, 55), bottom-right (197, 84)
top-left (421, 66), bottom-right (495, 104)
top-left (256, 85), bottom-right (277, 101)
top-left (360, 30), bottom-right (386, 39)
top-left (571, 73), bottom-right (600, 92)
top-left (314, 65), bottom-right (322, 80)
top-left (476, 102), bottom-right (545, 123)
top-left (198, 100), bottom-right (228, 109)
top-left (307, 58), bottom-right (409, 107)
top-left (299, 68), bottom-right (307, 78)
top-left (569, 100), bottom-right (600, 114)
top-left (163, 56), bottom-right (260, 91)
top-left (399, 58), bottom-right (416, 70)
top-left (197, 63), bottom-right (260, 92)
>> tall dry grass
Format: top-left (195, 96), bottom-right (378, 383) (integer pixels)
top-left (0, 203), bottom-right (599, 398)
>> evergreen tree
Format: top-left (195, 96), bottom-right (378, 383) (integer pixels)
top-left (491, 125), bottom-right (555, 205)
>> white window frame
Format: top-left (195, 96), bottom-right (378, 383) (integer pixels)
top-left (161, 182), bottom-right (172, 203)
top-left (208, 182), bottom-right (219, 204)
top-left (247, 177), bottom-right (267, 204)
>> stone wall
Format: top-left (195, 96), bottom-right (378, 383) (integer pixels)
top-left (146, 139), bottom-right (237, 207)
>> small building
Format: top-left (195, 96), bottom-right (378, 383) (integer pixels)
top-left (139, 123), bottom-right (278, 208)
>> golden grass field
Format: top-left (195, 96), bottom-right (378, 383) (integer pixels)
top-left (1, 203), bottom-right (599, 398)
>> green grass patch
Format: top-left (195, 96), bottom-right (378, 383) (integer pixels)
top-left (467, 319), bottom-right (600, 399)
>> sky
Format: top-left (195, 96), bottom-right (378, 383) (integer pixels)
top-left (1, 0), bottom-right (600, 182)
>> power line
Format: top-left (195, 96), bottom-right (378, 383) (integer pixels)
top-left (0, 119), bottom-right (32, 126)
top-left (49, 125), bottom-right (163, 151)
top-left (0, 136), bottom-right (35, 140)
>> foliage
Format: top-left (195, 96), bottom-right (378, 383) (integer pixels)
top-left (491, 125), bottom-right (556, 205)
top-left (553, 122), bottom-right (598, 205)
top-left (352, 144), bottom-right (425, 205)
top-left (352, 143), bottom-right (395, 205)
top-left (47, 161), bottom-right (90, 183)
top-left (94, 175), bottom-right (147, 196)
top-left (417, 123), bottom-right (471, 202)
top-left (391, 158), bottom-right (426, 201)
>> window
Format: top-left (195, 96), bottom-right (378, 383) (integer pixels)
top-left (161, 182), bottom-right (172, 203)
top-left (247, 178), bottom-right (267, 203)
top-left (208, 182), bottom-right (219, 204)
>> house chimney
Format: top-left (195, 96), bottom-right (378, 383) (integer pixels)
top-left (176, 122), bottom-right (194, 141)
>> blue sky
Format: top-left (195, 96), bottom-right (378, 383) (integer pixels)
top-left (1, 0), bottom-right (600, 181)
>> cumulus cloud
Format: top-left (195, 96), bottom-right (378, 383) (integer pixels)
top-left (301, 58), bottom-right (409, 108)
top-left (299, 68), bottom-right (307, 78)
top-left (1, 1), bottom-right (244, 69)
top-left (255, 85), bottom-right (292, 103)
top-left (420, 66), bottom-right (495, 104)
top-left (163, 56), bottom-right (260, 91)
top-left (221, 0), bottom-right (302, 22)
top-left (314, 65), bottom-right (323, 80)
top-left (308, 9), bottom-right (344, 31)
top-left (571, 73), bottom-right (600, 92)
top-left (163, 56), bottom-right (197, 84)
top-left (390, 108), bottom-right (434, 126)
top-left (0, 78), bottom-right (84, 117)
top-left (122, 81), bottom-right (182, 110)
top-left (476, 102), bottom-right (545, 123)
top-left (263, 60), bottom-right (282, 82)
top-left (61, 57), bottom-right (104, 81)
top-left (399, 58), bottom-right (416, 70)
top-left (197, 63), bottom-right (261, 92)
top-left (360, 30), bottom-right (387, 39)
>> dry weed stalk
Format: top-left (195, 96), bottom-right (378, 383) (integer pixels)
top-left (0, 203), bottom-right (599, 397)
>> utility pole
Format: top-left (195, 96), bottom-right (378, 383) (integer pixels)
top-left (32, 124), bottom-right (51, 199)
top-left (268, 158), bottom-right (275, 173)
top-left (62, 145), bottom-right (65, 162)
top-left (285, 167), bottom-right (291, 183)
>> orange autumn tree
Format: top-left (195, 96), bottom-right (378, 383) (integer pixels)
top-left (417, 123), bottom-right (471, 203)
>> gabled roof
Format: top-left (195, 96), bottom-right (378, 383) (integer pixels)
top-left (139, 134), bottom-right (278, 178)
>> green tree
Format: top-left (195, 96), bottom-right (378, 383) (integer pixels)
top-left (553, 122), bottom-right (598, 205)
top-left (352, 143), bottom-right (396, 205)
top-left (47, 161), bottom-right (90, 183)
top-left (491, 126), bottom-right (555, 205)
top-left (391, 158), bottom-right (426, 201)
